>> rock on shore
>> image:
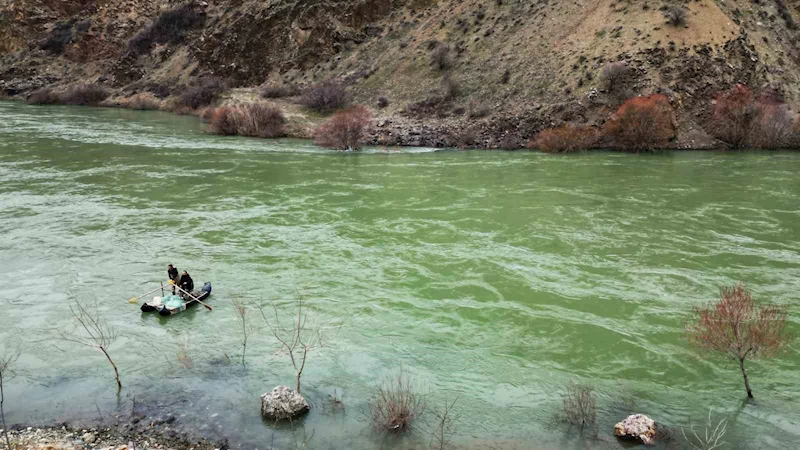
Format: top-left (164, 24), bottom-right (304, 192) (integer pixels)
top-left (614, 414), bottom-right (657, 445)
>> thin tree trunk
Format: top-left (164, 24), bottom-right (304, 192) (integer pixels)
top-left (296, 372), bottom-right (301, 393)
top-left (1, 373), bottom-right (11, 450)
top-left (101, 348), bottom-right (122, 392)
top-left (739, 358), bottom-right (753, 399)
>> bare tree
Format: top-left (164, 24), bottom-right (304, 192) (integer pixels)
top-left (0, 344), bottom-right (20, 450)
top-left (257, 296), bottom-right (337, 393)
top-left (682, 409), bottom-right (728, 450)
top-left (369, 374), bottom-right (426, 433)
top-left (686, 284), bottom-right (792, 399)
top-left (62, 300), bottom-right (121, 391)
top-left (232, 297), bottom-right (253, 367)
top-left (429, 397), bottom-right (459, 450)
top-left (562, 381), bottom-right (596, 427)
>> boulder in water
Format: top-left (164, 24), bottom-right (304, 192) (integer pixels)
top-left (260, 386), bottom-right (309, 420)
top-left (614, 414), bottom-right (656, 445)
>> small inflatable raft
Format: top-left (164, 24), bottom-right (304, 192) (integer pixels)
top-left (141, 282), bottom-right (212, 316)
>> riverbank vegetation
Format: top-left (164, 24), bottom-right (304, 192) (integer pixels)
top-left (206, 104), bottom-right (286, 138)
top-left (686, 284), bottom-right (791, 399)
top-left (0, 342), bottom-right (20, 450)
top-left (0, 279), bottom-right (793, 448)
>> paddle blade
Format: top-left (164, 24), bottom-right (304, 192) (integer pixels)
top-left (128, 298), bottom-right (139, 304)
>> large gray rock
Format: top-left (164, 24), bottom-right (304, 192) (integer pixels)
top-left (614, 414), bottom-right (656, 445)
top-left (260, 386), bottom-right (309, 420)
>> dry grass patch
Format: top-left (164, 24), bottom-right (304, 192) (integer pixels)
top-left (208, 104), bottom-right (286, 138)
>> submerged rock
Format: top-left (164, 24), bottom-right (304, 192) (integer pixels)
top-left (260, 386), bottom-right (309, 420)
top-left (614, 414), bottom-right (656, 445)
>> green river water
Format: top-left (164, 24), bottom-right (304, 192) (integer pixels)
top-left (0, 101), bottom-right (799, 449)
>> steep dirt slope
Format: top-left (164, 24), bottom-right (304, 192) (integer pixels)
top-left (1, 0), bottom-right (799, 148)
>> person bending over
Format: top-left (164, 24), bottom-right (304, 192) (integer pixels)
top-left (179, 271), bottom-right (194, 297)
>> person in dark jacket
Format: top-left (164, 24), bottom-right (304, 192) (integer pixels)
top-left (167, 264), bottom-right (179, 294)
top-left (178, 271), bottom-right (194, 297)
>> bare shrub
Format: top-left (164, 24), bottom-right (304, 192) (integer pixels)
top-left (665, 6), bottom-right (687, 27)
top-left (300, 81), bottom-right (349, 113)
top-left (467, 100), bottom-right (490, 119)
top-left (603, 94), bottom-right (675, 151)
top-left (232, 297), bottom-right (253, 366)
top-left (686, 284), bottom-right (791, 399)
top-left (370, 374), bottom-right (426, 433)
top-left (0, 341), bottom-right (20, 450)
top-left (208, 104), bottom-right (286, 138)
top-left (58, 84), bottom-right (111, 106)
top-left (711, 85), bottom-right (794, 148)
top-left (442, 74), bottom-right (460, 100)
top-left (257, 296), bottom-right (339, 393)
top-left (177, 78), bottom-right (224, 110)
top-left (562, 381), bottom-right (596, 427)
top-left (128, 4), bottom-right (204, 55)
top-left (62, 300), bottom-right (121, 391)
top-left (39, 21), bottom-right (74, 54)
top-left (314, 105), bottom-right (372, 151)
top-left (601, 61), bottom-right (629, 95)
top-left (532, 124), bottom-right (599, 152)
top-left (377, 96), bottom-right (389, 109)
top-left (237, 104), bottom-right (287, 138)
top-left (430, 44), bottom-right (453, 71)
top-left (682, 409), bottom-right (727, 450)
top-left (127, 93), bottom-right (161, 110)
top-left (429, 398), bottom-right (459, 450)
top-left (26, 87), bottom-right (60, 105)
top-left (261, 84), bottom-right (300, 99)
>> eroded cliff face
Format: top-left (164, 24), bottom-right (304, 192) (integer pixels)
top-left (1, 0), bottom-right (799, 147)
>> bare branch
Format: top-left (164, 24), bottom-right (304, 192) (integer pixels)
top-left (63, 298), bottom-right (121, 391)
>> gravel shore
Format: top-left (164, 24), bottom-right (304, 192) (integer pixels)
top-left (2, 425), bottom-right (221, 450)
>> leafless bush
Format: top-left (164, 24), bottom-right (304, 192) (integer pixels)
top-left (300, 81), bottom-right (349, 113)
top-left (665, 6), bottom-right (687, 27)
top-left (62, 300), bottom-right (121, 391)
top-left (61, 84), bottom-right (111, 106)
top-left (430, 44), bottom-right (453, 71)
top-left (232, 297), bottom-right (253, 366)
top-left (0, 342), bottom-right (20, 450)
top-left (39, 21), bottom-right (73, 54)
top-left (377, 96), bottom-right (390, 108)
top-left (429, 398), bottom-right (459, 450)
top-left (370, 374), bottom-right (426, 433)
top-left (127, 93), bottom-right (162, 110)
top-left (257, 295), bottom-right (339, 393)
top-left (562, 381), bottom-right (596, 427)
top-left (682, 410), bottom-right (728, 450)
top-left (208, 104), bottom-right (286, 138)
top-left (442, 74), bottom-right (459, 100)
top-left (602, 61), bottom-right (629, 95)
top-left (314, 105), bottom-right (372, 150)
top-left (128, 4), bottom-right (204, 55)
top-left (26, 87), bottom-right (60, 105)
top-left (468, 100), bottom-right (490, 119)
top-left (532, 124), bottom-right (599, 152)
top-left (178, 78), bottom-right (224, 110)
top-left (686, 284), bottom-right (791, 398)
top-left (261, 84), bottom-right (300, 99)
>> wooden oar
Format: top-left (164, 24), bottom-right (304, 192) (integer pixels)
top-left (128, 284), bottom-right (169, 304)
top-left (171, 283), bottom-right (213, 311)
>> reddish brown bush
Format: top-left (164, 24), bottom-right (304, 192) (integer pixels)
top-left (686, 284), bottom-right (792, 399)
top-left (369, 374), bottom-right (425, 433)
top-left (127, 93), bottom-right (161, 110)
top-left (532, 124), bottom-right (599, 153)
top-left (178, 78), bottom-right (224, 110)
top-left (711, 85), bottom-right (794, 148)
top-left (603, 94), bottom-right (674, 151)
top-left (261, 84), bottom-right (300, 99)
top-left (208, 104), bottom-right (286, 138)
top-left (60, 84), bottom-right (111, 106)
top-left (314, 105), bottom-right (372, 150)
top-left (26, 87), bottom-right (60, 105)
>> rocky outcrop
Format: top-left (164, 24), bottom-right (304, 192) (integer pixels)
top-left (260, 385), bottom-right (310, 420)
top-left (614, 414), bottom-right (657, 445)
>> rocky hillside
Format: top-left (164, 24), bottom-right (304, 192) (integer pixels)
top-left (1, 0), bottom-right (799, 148)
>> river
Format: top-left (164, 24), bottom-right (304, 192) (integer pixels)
top-left (0, 101), bottom-right (799, 449)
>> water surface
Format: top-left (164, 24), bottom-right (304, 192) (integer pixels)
top-left (1, 101), bottom-right (799, 449)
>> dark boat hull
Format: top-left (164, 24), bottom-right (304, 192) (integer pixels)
top-left (141, 282), bottom-right (212, 315)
